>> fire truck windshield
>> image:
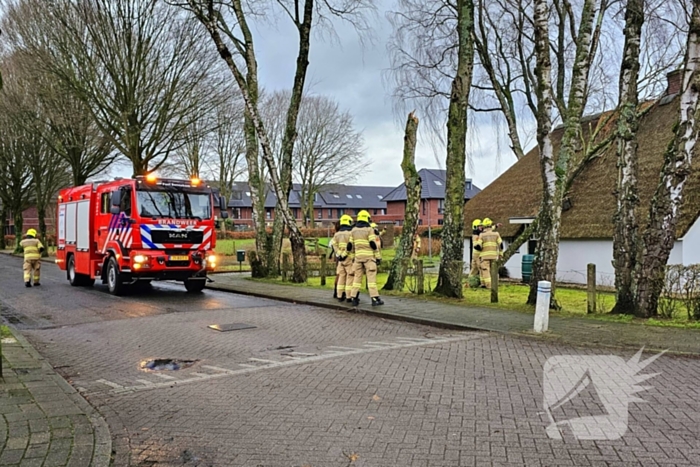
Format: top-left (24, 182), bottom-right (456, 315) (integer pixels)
top-left (136, 189), bottom-right (212, 220)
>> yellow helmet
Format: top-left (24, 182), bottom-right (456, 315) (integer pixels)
top-left (357, 210), bottom-right (371, 223)
top-left (472, 219), bottom-right (482, 229)
top-left (26, 229), bottom-right (37, 237)
top-left (340, 215), bottom-right (353, 226)
top-left (370, 222), bottom-right (377, 229)
top-left (482, 218), bottom-right (493, 228)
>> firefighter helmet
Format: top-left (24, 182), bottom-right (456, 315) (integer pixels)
top-left (340, 215), bottom-right (353, 226)
top-left (472, 219), bottom-right (482, 229)
top-left (357, 210), bottom-right (371, 223)
top-left (370, 222), bottom-right (377, 229)
top-left (26, 229), bottom-right (37, 237)
top-left (482, 218), bottom-right (493, 228)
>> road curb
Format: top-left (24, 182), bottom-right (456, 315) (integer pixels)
top-left (8, 331), bottom-right (113, 467)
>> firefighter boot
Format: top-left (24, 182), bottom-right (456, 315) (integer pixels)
top-left (34, 282), bottom-right (40, 286)
top-left (25, 282), bottom-right (31, 288)
top-left (372, 297), bottom-right (384, 306)
top-left (338, 292), bottom-right (346, 302)
top-left (351, 294), bottom-right (360, 307)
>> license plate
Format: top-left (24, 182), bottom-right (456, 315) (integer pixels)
top-left (169, 255), bottom-right (189, 261)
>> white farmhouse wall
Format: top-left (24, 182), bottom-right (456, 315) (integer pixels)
top-left (681, 218), bottom-right (700, 265)
top-left (470, 236), bottom-right (687, 286)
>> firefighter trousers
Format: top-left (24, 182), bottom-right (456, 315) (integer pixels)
top-left (23, 259), bottom-right (41, 283)
top-left (479, 258), bottom-right (493, 288)
top-left (335, 258), bottom-right (354, 298)
top-left (469, 254), bottom-right (480, 278)
top-left (350, 258), bottom-right (379, 298)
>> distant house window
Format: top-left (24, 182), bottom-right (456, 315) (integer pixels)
top-left (434, 180), bottom-right (443, 186)
top-left (373, 209), bottom-right (378, 215)
top-left (346, 194), bottom-right (353, 199)
top-left (328, 209), bottom-right (333, 218)
top-left (381, 209), bottom-right (386, 215)
top-left (332, 193), bottom-right (340, 198)
top-left (232, 208), bottom-right (241, 219)
top-left (377, 195), bottom-right (383, 199)
top-left (231, 191), bottom-right (242, 200)
top-left (437, 199), bottom-right (445, 214)
top-left (245, 191), bottom-right (251, 196)
top-left (355, 209), bottom-right (360, 215)
top-left (422, 201), bottom-right (426, 215)
top-left (466, 181), bottom-right (472, 190)
top-left (266, 209), bottom-right (271, 220)
top-left (337, 208), bottom-right (344, 217)
top-left (292, 208), bottom-right (298, 219)
top-left (317, 210), bottom-right (322, 219)
top-left (356, 194), bottom-right (362, 199)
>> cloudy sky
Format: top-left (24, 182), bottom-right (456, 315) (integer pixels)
top-left (247, 1), bottom-right (528, 191)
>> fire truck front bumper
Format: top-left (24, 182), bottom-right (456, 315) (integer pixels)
top-left (124, 251), bottom-right (217, 280)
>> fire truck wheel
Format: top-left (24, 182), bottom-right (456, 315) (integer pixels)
top-left (68, 255), bottom-right (92, 287)
top-left (107, 257), bottom-right (125, 296)
top-left (184, 278), bottom-right (206, 293)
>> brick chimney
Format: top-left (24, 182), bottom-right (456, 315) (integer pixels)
top-left (667, 70), bottom-right (683, 96)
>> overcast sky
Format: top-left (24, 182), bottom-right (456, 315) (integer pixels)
top-left (246, 1), bottom-right (528, 191)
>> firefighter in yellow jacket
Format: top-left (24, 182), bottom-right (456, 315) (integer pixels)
top-left (348, 210), bottom-right (384, 306)
top-left (468, 219), bottom-right (482, 280)
top-left (20, 229), bottom-right (44, 287)
top-left (473, 218), bottom-right (502, 289)
top-left (330, 215), bottom-right (355, 302)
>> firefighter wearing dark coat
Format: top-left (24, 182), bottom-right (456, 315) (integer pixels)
top-left (348, 210), bottom-right (384, 306)
top-left (330, 215), bottom-right (355, 302)
top-left (473, 218), bottom-right (502, 289)
top-left (20, 229), bottom-right (44, 287)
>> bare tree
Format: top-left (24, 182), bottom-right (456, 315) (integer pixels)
top-left (262, 90), bottom-right (365, 226)
top-left (209, 95), bottom-right (247, 213)
top-left (28, 0), bottom-right (219, 176)
top-left (634, 0), bottom-right (700, 318)
top-left (610, 0), bottom-right (645, 314)
top-left (177, 0), bottom-right (374, 282)
top-left (384, 112), bottom-right (421, 291)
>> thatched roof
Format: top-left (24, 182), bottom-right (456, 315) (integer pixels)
top-left (464, 94), bottom-right (700, 240)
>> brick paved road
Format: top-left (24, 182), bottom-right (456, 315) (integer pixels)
top-left (0, 256), bottom-right (698, 466)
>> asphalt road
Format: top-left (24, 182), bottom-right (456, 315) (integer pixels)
top-left (0, 255), bottom-right (698, 466)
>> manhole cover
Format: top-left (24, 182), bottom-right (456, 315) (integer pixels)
top-left (208, 323), bottom-right (257, 332)
top-left (140, 359), bottom-right (197, 371)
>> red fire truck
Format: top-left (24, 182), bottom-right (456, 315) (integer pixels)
top-left (55, 175), bottom-right (228, 295)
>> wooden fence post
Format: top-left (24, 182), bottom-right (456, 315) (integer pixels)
top-left (415, 259), bottom-right (424, 295)
top-left (282, 253), bottom-right (290, 282)
top-left (320, 254), bottom-right (327, 286)
top-left (587, 263), bottom-right (596, 314)
top-left (490, 261), bottom-right (499, 303)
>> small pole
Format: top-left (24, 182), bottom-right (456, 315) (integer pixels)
top-left (534, 281), bottom-right (551, 333)
top-left (587, 263), bottom-right (596, 314)
top-left (490, 261), bottom-right (499, 303)
top-left (320, 254), bottom-right (327, 286)
top-left (416, 259), bottom-right (424, 295)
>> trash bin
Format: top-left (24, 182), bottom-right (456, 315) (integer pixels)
top-left (522, 254), bottom-right (535, 283)
top-left (236, 250), bottom-right (246, 262)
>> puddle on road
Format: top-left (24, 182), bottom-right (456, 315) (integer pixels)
top-left (140, 358), bottom-right (198, 371)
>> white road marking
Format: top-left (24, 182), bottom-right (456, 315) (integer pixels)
top-left (96, 379), bottom-right (124, 390)
top-left (248, 358), bottom-right (281, 365)
top-left (201, 365), bottom-right (230, 372)
top-left (191, 372), bottom-right (210, 378)
top-left (284, 352), bottom-right (317, 357)
top-left (136, 379), bottom-right (155, 386)
top-left (364, 342), bottom-right (395, 346)
top-left (92, 334), bottom-right (476, 395)
top-left (152, 373), bottom-right (176, 380)
top-left (327, 346), bottom-right (357, 351)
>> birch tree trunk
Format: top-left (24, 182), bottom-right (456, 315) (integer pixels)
top-left (528, 0), bottom-right (599, 306)
top-left (434, 0), bottom-right (475, 298)
top-left (634, 2), bottom-right (700, 318)
top-left (384, 112), bottom-right (420, 291)
top-left (611, 0), bottom-right (644, 314)
top-left (526, 0), bottom-right (555, 304)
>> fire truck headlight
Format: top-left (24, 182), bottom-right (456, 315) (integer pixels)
top-left (133, 255), bottom-right (148, 263)
top-left (206, 255), bottom-right (216, 267)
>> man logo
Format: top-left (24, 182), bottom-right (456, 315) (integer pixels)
top-left (168, 232), bottom-right (188, 240)
top-left (542, 348), bottom-right (665, 440)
